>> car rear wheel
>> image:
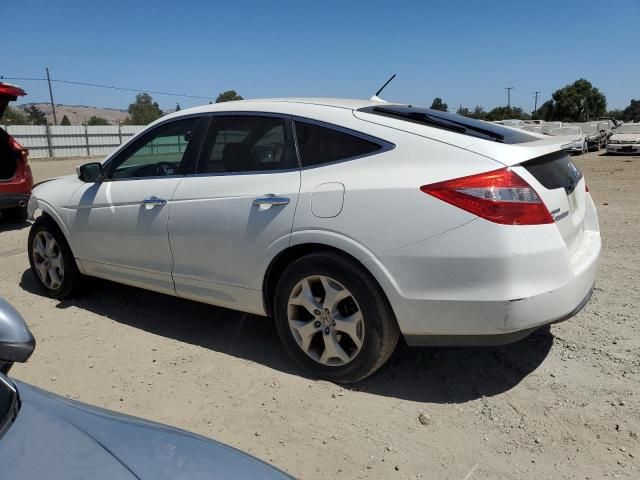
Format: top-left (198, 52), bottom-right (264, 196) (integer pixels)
top-left (1, 205), bottom-right (28, 223)
top-left (274, 251), bottom-right (400, 383)
top-left (28, 215), bottom-right (81, 299)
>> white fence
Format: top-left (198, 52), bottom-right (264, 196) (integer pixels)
top-left (0, 125), bottom-right (146, 159)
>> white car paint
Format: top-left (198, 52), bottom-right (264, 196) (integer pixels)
top-left (606, 124), bottom-right (640, 154)
top-left (30, 98), bottom-right (601, 344)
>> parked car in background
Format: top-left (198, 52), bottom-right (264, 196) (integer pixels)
top-left (0, 298), bottom-right (289, 480)
top-left (542, 121), bottom-right (562, 134)
top-left (501, 119), bottom-right (526, 128)
top-left (598, 116), bottom-right (621, 128)
top-left (521, 125), bottom-right (545, 134)
top-left (27, 98), bottom-right (600, 382)
top-left (0, 83), bottom-right (33, 222)
top-left (574, 123), bottom-right (606, 150)
top-left (606, 123), bottom-right (640, 154)
top-left (548, 126), bottom-right (587, 154)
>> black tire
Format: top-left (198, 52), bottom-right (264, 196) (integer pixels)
top-left (27, 215), bottom-right (81, 299)
top-left (274, 251), bottom-right (400, 383)
top-left (2, 205), bottom-right (28, 223)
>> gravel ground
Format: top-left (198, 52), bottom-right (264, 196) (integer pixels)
top-left (1, 151), bottom-right (638, 479)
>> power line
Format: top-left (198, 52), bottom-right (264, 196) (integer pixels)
top-left (0, 75), bottom-right (213, 100)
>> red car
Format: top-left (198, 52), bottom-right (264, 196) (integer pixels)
top-left (0, 83), bottom-right (33, 222)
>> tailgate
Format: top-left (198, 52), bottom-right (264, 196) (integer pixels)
top-left (513, 151), bottom-right (587, 255)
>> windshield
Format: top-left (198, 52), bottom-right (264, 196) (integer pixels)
top-left (615, 124), bottom-right (640, 134)
top-left (549, 127), bottom-right (581, 136)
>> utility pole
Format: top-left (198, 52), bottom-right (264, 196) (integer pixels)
top-left (533, 91), bottom-right (541, 117)
top-left (505, 87), bottom-right (514, 112)
top-left (46, 67), bottom-right (58, 125)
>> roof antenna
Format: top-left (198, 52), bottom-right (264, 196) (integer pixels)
top-left (370, 74), bottom-right (396, 102)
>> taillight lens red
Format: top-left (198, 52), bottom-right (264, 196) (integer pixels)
top-left (8, 135), bottom-right (29, 164)
top-left (420, 168), bottom-right (553, 225)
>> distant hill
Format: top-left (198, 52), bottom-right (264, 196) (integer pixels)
top-left (16, 103), bottom-right (129, 125)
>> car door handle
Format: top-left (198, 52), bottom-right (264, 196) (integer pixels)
top-left (253, 195), bottom-right (290, 208)
top-left (141, 196), bottom-right (167, 206)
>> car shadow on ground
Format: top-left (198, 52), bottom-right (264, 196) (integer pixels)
top-left (20, 270), bottom-right (553, 403)
top-left (0, 218), bottom-right (30, 232)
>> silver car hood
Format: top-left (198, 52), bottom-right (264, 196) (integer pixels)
top-left (0, 380), bottom-right (289, 480)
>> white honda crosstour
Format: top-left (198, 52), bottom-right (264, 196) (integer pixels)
top-left (27, 98), bottom-right (601, 382)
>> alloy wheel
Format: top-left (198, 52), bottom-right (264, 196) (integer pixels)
top-left (32, 231), bottom-right (64, 290)
top-left (287, 275), bottom-right (365, 366)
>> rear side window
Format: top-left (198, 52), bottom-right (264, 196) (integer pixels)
top-left (198, 116), bottom-right (297, 174)
top-left (294, 121), bottom-right (381, 167)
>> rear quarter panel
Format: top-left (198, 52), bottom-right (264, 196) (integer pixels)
top-left (292, 116), bottom-right (503, 256)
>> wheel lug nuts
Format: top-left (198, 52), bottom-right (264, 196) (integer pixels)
top-left (314, 321), bottom-right (321, 328)
top-left (314, 310), bottom-right (321, 315)
top-left (324, 327), bottom-right (330, 335)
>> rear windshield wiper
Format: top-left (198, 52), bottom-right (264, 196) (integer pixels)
top-left (371, 106), bottom-right (505, 143)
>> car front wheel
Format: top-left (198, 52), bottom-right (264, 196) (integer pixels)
top-left (274, 251), bottom-right (400, 383)
top-left (28, 215), bottom-right (81, 299)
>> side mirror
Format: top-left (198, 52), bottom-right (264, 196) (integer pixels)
top-left (0, 298), bottom-right (35, 374)
top-left (77, 162), bottom-right (103, 182)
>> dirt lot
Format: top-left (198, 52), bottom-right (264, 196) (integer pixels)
top-left (1, 151), bottom-right (638, 479)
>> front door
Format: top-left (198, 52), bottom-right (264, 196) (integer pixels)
top-left (169, 114), bottom-right (300, 312)
top-left (68, 117), bottom-right (202, 294)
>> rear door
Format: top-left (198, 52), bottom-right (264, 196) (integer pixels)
top-left (168, 114), bottom-right (300, 311)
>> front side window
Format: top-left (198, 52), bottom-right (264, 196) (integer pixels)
top-left (198, 116), bottom-right (296, 174)
top-left (108, 118), bottom-right (199, 179)
top-left (294, 121), bottom-right (381, 167)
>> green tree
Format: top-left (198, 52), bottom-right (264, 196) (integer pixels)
top-left (87, 116), bottom-right (109, 126)
top-left (456, 105), bottom-right (486, 120)
top-left (535, 100), bottom-right (554, 121)
top-left (621, 99), bottom-right (640, 122)
top-left (541, 79), bottom-right (607, 122)
top-left (471, 105), bottom-right (486, 120)
top-left (456, 106), bottom-right (471, 117)
top-left (124, 93), bottom-right (163, 125)
top-left (0, 105), bottom-right (28, 125)
top-left (60, 114), bottom-right (71, 126)
top-left (215, 90), bottom-right (243, 103)
top-left (430, 97), bottom-right (448, 112)
top-left (485, 106), bottom-right (530, 121)
top-left (25, 105), bottom-right (48, 125)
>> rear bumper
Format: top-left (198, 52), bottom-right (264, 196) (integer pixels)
top-left (404, 283), bottom-right (594, 346)
top-left (368, 197), bottom-right (601, 344)
top-left (0, 192), bottom-right (29, 210)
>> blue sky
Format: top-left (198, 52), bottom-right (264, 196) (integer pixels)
top-left (2, 0), bottom-right (638, 112)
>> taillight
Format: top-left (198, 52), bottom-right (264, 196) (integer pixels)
top-left (420, 168), bottom-right (553, 225)
top-left (8, 135), bottom-right (29, 164)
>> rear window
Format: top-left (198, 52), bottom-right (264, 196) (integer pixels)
top-left (523, 151), bottom-right (583, 194)
top-left (358, 105), bottom-right (537, 144)
top-left (294, 121), bottom-right (382, 167)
